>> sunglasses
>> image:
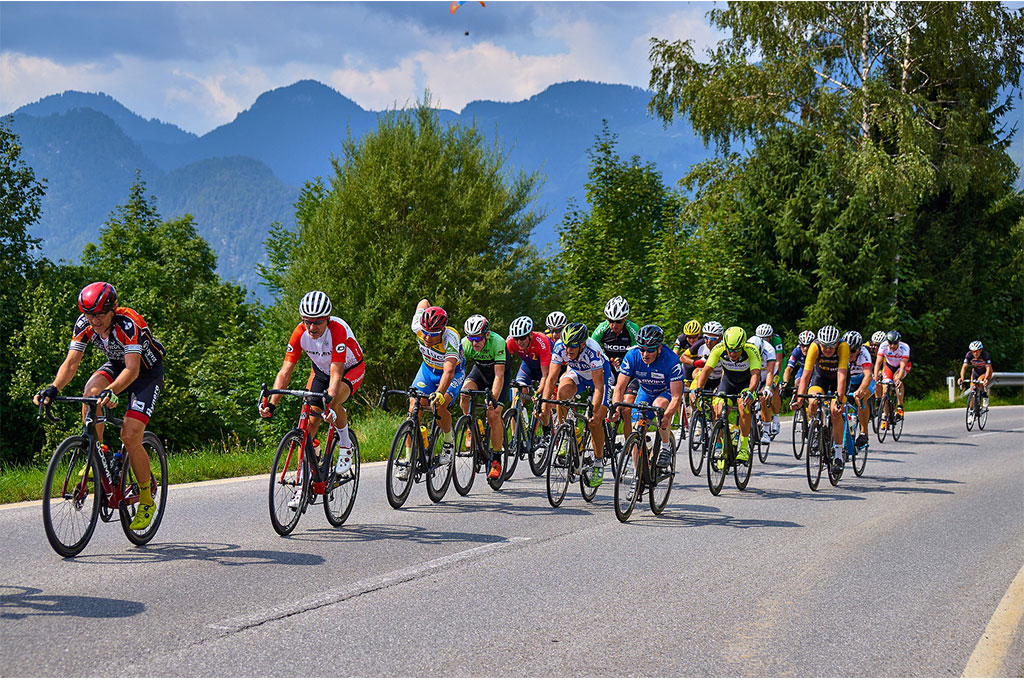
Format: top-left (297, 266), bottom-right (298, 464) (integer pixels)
top-left (639, 346), bottom-right (659, 354)
top-left (467, 334), bottom-right (485, 343)
top-left (421, 329), bottom-right (443, 338)
top-left (301, 317), bottom-right (327, 326)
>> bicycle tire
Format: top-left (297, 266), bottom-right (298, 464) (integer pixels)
top-left (756, 421), bottom-right (769, 463)
top-left (269, 429), bottom-right (305, 535)
top-left (119, 432), bottom-right (168, 545)
top-left (452, 416), bottom-right (476, 496)
top-left (527, 410), bottom-right (548, 476)
top-left (735, 434), bottom-right (752, 491)
top-left (877, 393), bottom-right (890, 443)
top-left (546, 425), bottom-right (572, 507)
top-left (965, 392), bottom-right (975, 431)
top-left (672, 407), bottom-right (687, 455)
top-left (868, 395), bottom-right (880, 434)
top-left (649, 433), bottom-right (675, 514)
top-left (688, 410), bottom-right (706, 475)
top-left (42, 436), bottom-right (100, 557)
top-left (791, 408), bottom-right (806, 460)
top-left (500, 408), bottom-right (522, 481)
top-left (577, 429), bottom-right (597, 502)
top-left (614, 434), bottom-right (642, 521)
top-left (603, 419), bottom-right (619, 481)
top-left (852, 435), bottom-right (867, 477)
top-left (324, 431), bottom-right (360, 526)
top-left (806, 418), bottom-right (823, 491)
top-left (706, 420), bottom-right (727, 496)
top-left (979, 399), bottom-right (988, 430)
top-left (487, 423), bottom-right (510, 491)
top-left (385, 422), bottom-right (417, 509)
top-left (425, 423), bottom-right (453, 503)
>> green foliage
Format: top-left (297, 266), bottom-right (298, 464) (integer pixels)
top-left (264, 99), bottom-right (549, 400)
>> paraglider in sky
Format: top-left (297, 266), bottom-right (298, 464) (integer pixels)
top-left (450, 1), bottom-right (485, 14)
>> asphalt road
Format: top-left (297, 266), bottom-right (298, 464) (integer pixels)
top-left (2, 406), bottom-right (1022, 677)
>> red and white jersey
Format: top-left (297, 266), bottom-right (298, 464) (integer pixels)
top-left (878, 342), bottom-right (910, 369)
top-left (848, 345), bottom-right (872, 372)
top-left (284, 316), bottom-right (363, 375)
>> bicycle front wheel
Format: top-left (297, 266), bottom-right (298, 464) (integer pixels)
top-left (688, 410), bottom-right (706, 475)
top-left (877, 395), bottom-right (890, 443)
top-left (269, 429), bottom-right (306, 535)
top-left (324, 431), bottom-right (360, 526)
top-left (501, 408), bottom-right (522, 481)
top-left (852, 435), bottom-right (867, 477)
top-left (119, 432), bottom-right (168, 545)
top-left (649, 433), bottom-right (675, 515)
top-left (385, 422), bottom-right (417, 509)
top-left (806, 419), bottom-right (824, 491)
top-left (425, 428), bottom-right (453, 503)
top-left (869, 396), bottom-right (880, 434)
top-left (452, 416), bottom-right (476, 496)
top-left (892, 406), bottom-right (904, 442)
top-left (527, 411), bottom-right (548, 476)
top-left (706, 421), bottom-right (727, 496)
top-left (614, 434), bottom-right (642, 522)
top-left (978, 398), bottom-right (988, 430)
top-left (965, 392), bottom-right (976, 431)
top-left (757, 422), bottom-right (769, 463)
top-left (546, 426), bottom-right (572, 508)
top-left (791, 408), bottom-right (806, 460)
top-left (734, 435), bottom-right (752, 491)
top-left (42, 436), bottom-right (100, 557)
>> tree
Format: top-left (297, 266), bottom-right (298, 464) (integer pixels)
top-left (263, 99), bottom-right (548, 398)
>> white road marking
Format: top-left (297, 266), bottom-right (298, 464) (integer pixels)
top-left (963, 561), bottom-right (1024, 677)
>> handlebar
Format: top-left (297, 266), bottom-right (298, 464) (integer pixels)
top-left (376, 385), bottom-right (434, 413)
top-left (259, 382), bottom-right (331, 411)
top-left (610, 400), bottom-right (666, 419)
top-left (36, 395), bottom-right (114, 425)
top-left (460, 388), bottom-right (497, 409)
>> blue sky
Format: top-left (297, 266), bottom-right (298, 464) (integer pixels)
top-left (0, 1), bottom-right (724, 134)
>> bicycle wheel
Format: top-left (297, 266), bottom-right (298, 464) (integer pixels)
top-left (688, 410), bottom-right (706, 475)
top-left (385, 422), bottom-right (417, 509)
top-left (756, 421), bottom-right (769, 463)
top-left (603, 420), bottom-right (619, 481)
top-left (672, 407), bottom-right (687, 454)
top-left (965, 392), bottom-right (976, 431)
top-left (735, 434), bottom-right (753, 491)
top-left (452, 416), bottom-right (476, 496)
top-left (791, 408), bottom-right (806, 460)
top-left (649, 433), bottom-right (675, 514)
top-left (852, 435), bottom-right (867, 477)
top-left (868, 395), bottom-right (880, 434)
top-left (42, 436), bottom-right (100, 557)
top-left (119, 432), bottom-right (168, 545)
top-left (488, 423), bottom-right (510, 491)
top-left (425, 425), bottom-right (453, 503)
top-left (979, 398), bottom-right (988, 430)
top-left (269, 429), bottom-right (306, 535)
top-left (501, 408), bottom-right (522, 481)
top-left (577, 429), bottom-right (597, 503)
top-left (806, 418), bottom-right (824, 491)
top-left (877, 394), bottom-right (890, 443)
top-left (527, 410), bottom-right (548, 476)
top-left (706, 421), bottom-right (727, 496)
top-left (546, 426), bottom-right (572, 507)
top-left (324, 431), bottom-right (360, 526)
top-left (614, 434), bottom-right (642, 521)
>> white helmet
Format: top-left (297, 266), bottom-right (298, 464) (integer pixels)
top-left (871, 331), bottom-right (887, 345)
top-left (798, 330), bottom-right (815, 346)
top-left (702, 320), bottom-right (724, 336)
top-left (545, 311), bottom-right (567, 330)
top-left (604, 296), bottom-right (630, 321)
top-left (817, 325), bottom-right (841, 347)
top-left (463, 314), bottom-right (489, 337)
top-left (509, 315), bottom-right (534, 339)
top-left (755, 323), bottom-right (773, 339)
top-left (299, 291), bottom-right (332, 318)
top-left (968, 340), bottom-right (983, 351)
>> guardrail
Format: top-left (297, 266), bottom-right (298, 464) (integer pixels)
top-left (946, 372), bottom-right (1023, 402)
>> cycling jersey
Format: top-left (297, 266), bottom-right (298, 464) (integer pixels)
top-left (705, 342), bottom-right (762, 374)
top-left (590, 319), bottom-right (640, 365)
top-left (771, 334), bottom-right (785, 366)
top-left (803, 341), bottom-right (851, 379)
top-left (696, 341), bottom-right (724, 380)
top-left (878, 342), bottom-right (911, 369)
top-left (964, 350), bottom-right (992, 378)
top-left (284, 316), bottom-right (364, 376)
top-left (678, 336), bottom-right (704, 381)
top-left (505, 332), bottom-right (551, 368)
top-left (411, 310), bottom-right (464, 373)
top-left (552, 337), bottom-right (611, 381)
top-left (463, 331), bottom-right (508, 390)
top-left (787, 346), bottom-right (808, 371)
top-left (847, 346), bottom-right (872, 373)
top-left (70, 307), bottom-right (165, 371)
top-left (750, 336), bottom-right (778, 375)
top-left (619, 345), bottom-right (683, 396)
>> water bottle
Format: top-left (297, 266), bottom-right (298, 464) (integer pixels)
top-left (110, 447), bottom-right (124, 481)
top-left (420, 425), bottom-right (429, 449)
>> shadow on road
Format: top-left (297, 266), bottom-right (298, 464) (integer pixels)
top-left (0, 585), bottom-right (144, 620)
top-left (68, 542), bottom-right (325, 567)
top-left (844, 474), bottom-right (962, 495)
top-left (294, 523), bottom-right (508, 546)
top-left (741, 486), bottom-right (866, 502)
top-left (623, 506), bottom-right (803, 529)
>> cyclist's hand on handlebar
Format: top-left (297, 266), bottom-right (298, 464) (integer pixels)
top-left (35, 384), bottom-right (59, 406)
top-left (97, 389), bottom-right (118, 408)
top-left (428, 390), bottom-right (446, 407)
top-left (792, 396), bottom-right (804, 410)
top-left (760, 385), bottom-right (773, 399)
top-left (258, 397), bottom-right (275, 419)
top-left (740, 389), bottom-right (755, 404)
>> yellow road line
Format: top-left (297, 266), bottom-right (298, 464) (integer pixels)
top-left (963, 561), bottom-right (1024, 677)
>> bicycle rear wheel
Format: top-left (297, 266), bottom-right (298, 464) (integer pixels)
top-left (614, 434), bottom-right (642, 522)
top-left (501, 408), bottom-right (523, 480)
top-left (688, 410), bottom-right (706, 475)
top-left (119, 432), bottom-right (168, 545)
top-left (42, 436), bottom-right (100, 557)
top-left (527, 410), bottom-right (548, 476)
top-left (452, 416), bottom-right (476, 496)
top-left (965, 392), bottom-right (976, 431)
top-left (649, 433), bottom-right (675, 514)
top-left (791, 408), bottom-right (806, 460)
top-left (603, 419), bottom-right (619, 481)
top-left (385, 422), bottom-right (417, 509)
top-left (546, 426), bottom-right (572, 508)
top-left (706, 421), bottom-right (727, 496)
top-left (806, 418), bottom-right (824, 491)
top-left (868, 395), bottom-right (880, 434)
top-left (892, 405), bottom-right (904, 441)
top-left (877, 394), bottom-right (890, 443)
top-left (269, 430), bottom-right (306, 535)
top-left (672, 407), bottom-right (687, 455)
top-left (425, 425), bottom-right (453, 503)
top-left (578, 430), bottom-right (597, 502)
top-left (324, 431), bottom-right (359, 526)
top-left (979, 398), bottom-right (988, 430)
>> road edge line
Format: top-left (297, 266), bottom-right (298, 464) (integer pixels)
top-left (963, 561), bottom-right (1024, 677)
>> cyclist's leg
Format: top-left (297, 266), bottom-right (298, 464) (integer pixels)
top-left (121, 367), bottom-right (162, 495)
top-left (461, 376), bottom-right (480, 415)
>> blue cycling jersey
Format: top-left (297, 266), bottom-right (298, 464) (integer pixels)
top-left (619, 345), bottom-right (684, 394)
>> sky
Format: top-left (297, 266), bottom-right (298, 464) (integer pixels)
top-left (0, 1), bottom-right (726, 135)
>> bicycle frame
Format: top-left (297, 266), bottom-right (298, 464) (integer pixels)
top-left (378, 385), bottom-right (443, 483)
top-left (260, 385), bottom-right (337, 496)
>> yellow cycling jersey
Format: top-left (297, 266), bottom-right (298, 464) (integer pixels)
top-left (705, 341), bottom-right (762, 373)
top-left (803, 341), bottom-right (851, 377)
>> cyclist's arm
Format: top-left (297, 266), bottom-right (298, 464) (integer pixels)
top-left (544, 362), bottom-right (562, 399)
top-left (51, 347), bottom-right (85, 392)
top-left (106, 353), bottom-right (141, 398)
top-left (435, 356), bottom-right (458, 398)
top-left (959, 360), bottom-right (969, 383)
top-left (611, 370), bottom-right (630, 407)
top-left (984, 363), bottom-right (993, 382)
top-left (269, 360), bottom-right (298, 407)
top-left (591, 371), bottom-right (605, 412)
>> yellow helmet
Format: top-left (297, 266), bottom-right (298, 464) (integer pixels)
top-left (683, 319), bottom-right (701, 336)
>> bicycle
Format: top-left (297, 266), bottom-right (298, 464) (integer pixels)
top-left (687, 389), bottom-right (713, 476)
top-left (670, 393), bottom-right (690, 456)
top-left (503, 380), bottom-right (547, 478)
top-left (537, 393), bottom-right (604, 507)
top-left (751, 392), bottom-right (771, 464)
top-left (843, 392), bottom-right (868, 478)
top-left (796, 392), bottom-right (845, 490)
top-left (453, 389), bottom-right (510, 494)
top-left (611, 401), bottom-right (676, 522)
top-left (876, 378), bottom-right (904, 443)
top-left (38, 396), bottom-right (167, 557)
top-left (378, 386), bottom-right (454, 508)
top-left (702, 390), bottom-right (757, 496)
top-left (963, 379), bottom-right (988, 431)
top-left (259, 385), bottom-right (360, 536)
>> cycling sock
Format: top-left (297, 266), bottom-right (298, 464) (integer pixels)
top-left (337, 425), bottom-right (351, 447)
top-left (443, 429), bottom-right (454, 445)
top-left (140, 483), bottom-right (154, 507)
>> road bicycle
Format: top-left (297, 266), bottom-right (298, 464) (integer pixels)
top-left (963, 379), bottom-right (988, 431)
top-left (796, 392), bottom-right (847, 490)
top-left (702, 390), bottom-right (759, 496)
top-left (611, 401), bottom-right (676, 522)
top-left (751, 391), bottom-right (771, 463)
top-left (843, 392), bottom-right (869, 478)
top-left (790, 398), bottom-right (808, 461)
top-left (39, 396), bottom-right (167, 557)
top-left (260, 385), bottom-right (359, 536)
top-left (378, 386), bottom-right (454, 508)
top-left (453, 389), bottom-right (510, 494)
top-left (687, 388), bottom-right (713, 475)
top-left (670, 392), bottom-right (690, 456)
top-left (537, 392), bottom-right (609, 507)
top-left (504, 380), bottom-right (547, 478)
top-left (876, 378), bottom-right (904, 443)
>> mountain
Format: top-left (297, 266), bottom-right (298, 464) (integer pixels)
top-left (8, 80), bottom-right (710, 297)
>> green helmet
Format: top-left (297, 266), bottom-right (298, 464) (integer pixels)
top-left (561, 322), bottom-right (589, 348)
top-left (723, 326), bottom-right (747, 351)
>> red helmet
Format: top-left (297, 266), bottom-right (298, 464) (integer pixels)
top-left (420, 306), bottom-right (448, 333)
top-left (78, 282), bottom-right (117, 314)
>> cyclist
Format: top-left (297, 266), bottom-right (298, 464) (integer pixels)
top-left (611, 325), bottom-right (684, 468)
top-left (867, 331), bottom-right (886, 401)
top-left (793, 325), bottom-right (850, 475)
top-left (694, 326), bottom-right (761, 468)
top-left (506, 315), bottom-right (555, 449)
top-left (546, 322), bottom-right (613, 487)
top-left (673, 319), bottom-right (702, 360)
top-left (545, 311), bottom-right (567, 344)
top-left (34, 282), bottom-right (165, 531)
top-left (406, 300), bottom-right (465, 478)
top-left (781, 330), bottom-right (815, 403)
top-left (959, 340), bottom-right (992, 411)
top-left (751, 324), bottom-right (780, 444)
top-left (843, 330), bottom-right (873, 448)
top-left (260, 291), bottom-right (364, 505)
top-left (874, 330), bottom-right (910, 423)
top-left (461, 314), bottom-right (507, 481)
top-left (591, 296), bottom-right (640, 437)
